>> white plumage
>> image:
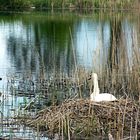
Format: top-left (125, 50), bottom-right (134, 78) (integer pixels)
top-left (90, 73), bottom-right (117, 102)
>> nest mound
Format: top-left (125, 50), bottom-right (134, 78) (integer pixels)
top-left (21, 99), bottom-right (140, 139)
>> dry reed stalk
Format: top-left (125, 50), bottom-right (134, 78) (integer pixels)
top-left (16, 98), bottom-right (139, 139)
top-left (61, 116), bottom-right (64, 140)
top-left (67, 115), bottom-right (70, 140)
top-left (134, 106), bottom-right (139, 139)
top-left (121, 97), bottom-right (128, 138)
top-left (69, 27), bottom-right (77, 75)
top-left (37, 123), bottom-right (39, 140)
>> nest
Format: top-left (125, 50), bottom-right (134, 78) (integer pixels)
top-left (19, 98), bottom-right (140, 139)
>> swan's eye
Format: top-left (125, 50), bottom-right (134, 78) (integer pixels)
top-left (88, 74), bottom-right (92, 80)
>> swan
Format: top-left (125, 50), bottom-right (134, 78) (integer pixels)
top-left (90, 73), bottom-right (117, 102)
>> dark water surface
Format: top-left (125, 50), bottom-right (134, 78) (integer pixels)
top-left (0, 11), bottom-right (139, 139)
top-left (0, 11), bottom-right (139, 78)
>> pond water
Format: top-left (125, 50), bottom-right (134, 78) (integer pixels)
top-left (0, 11), bottom-right (140, 139)
top-left (0, 11), bottom-right (139, 77)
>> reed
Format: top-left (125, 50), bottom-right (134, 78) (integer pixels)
top-left (1, 63), bottom-right (140, 139)
top-left (17, 98), bottom-right (139, 139)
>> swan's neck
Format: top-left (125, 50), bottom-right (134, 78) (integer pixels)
top-left (93, 76), bottom-right (99, 96)
top-left (93, 79), bottom-right (99, 94)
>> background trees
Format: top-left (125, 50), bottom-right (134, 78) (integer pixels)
top-left (0, 0), bottom-right (139, 10)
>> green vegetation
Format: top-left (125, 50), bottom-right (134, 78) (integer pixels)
top-left (0, 0), bottom-right (140, 11)
top-left (0, 0), bottom-right (31, 10)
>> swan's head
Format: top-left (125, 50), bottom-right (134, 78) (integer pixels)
top-left (88, 73), bottom-right (98, 81)
top-left (92, 73), bottom-right (98, 80)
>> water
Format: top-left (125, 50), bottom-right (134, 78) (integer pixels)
top-left (0, 12), bottom-right (139, 76)
top-left (0, 11), bottom-right (140, 139)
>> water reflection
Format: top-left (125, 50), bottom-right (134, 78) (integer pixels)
top-left (76, 20), bottom-right (110, 70)
top-left (2, 14), bottom-right (77, 78)
top-left (0, 12), bottom-right (139, 76)
top-left (0, 13), bottom-right (139, 97)
top-left (0, 12), bottom-right (139, 94)
top-left (0, 31), bottom-right (11, 75)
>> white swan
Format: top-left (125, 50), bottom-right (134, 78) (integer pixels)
top-left (90, 73), bottom-right (117, 102)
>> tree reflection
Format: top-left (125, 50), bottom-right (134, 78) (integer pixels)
top-left (5, 13), bottom-right (76, 78)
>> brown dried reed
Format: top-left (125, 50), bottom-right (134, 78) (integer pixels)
top-left (19, 98), bottom-right (140, 139)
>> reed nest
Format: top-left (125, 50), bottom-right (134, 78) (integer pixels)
top-left (18, 98), bottom-right (140, 139)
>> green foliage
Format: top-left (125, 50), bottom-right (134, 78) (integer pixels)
top-left (94, 0), bottom-right (100, 8)
top-left (0, 0), bottom-right (31, 9)
top-left (0, 0), bottom-right (139, 10)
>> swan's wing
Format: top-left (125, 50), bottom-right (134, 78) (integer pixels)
top-left (94, 93), bottom-right (117, 102)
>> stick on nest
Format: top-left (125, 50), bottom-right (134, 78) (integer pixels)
top-left (18, 98), bottom-right (140, 139)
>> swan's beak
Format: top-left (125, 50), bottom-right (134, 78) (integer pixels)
top-left (0, 78), bottom-right (2, 80)
top-left (88, 74), bottom-right (92, 80)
